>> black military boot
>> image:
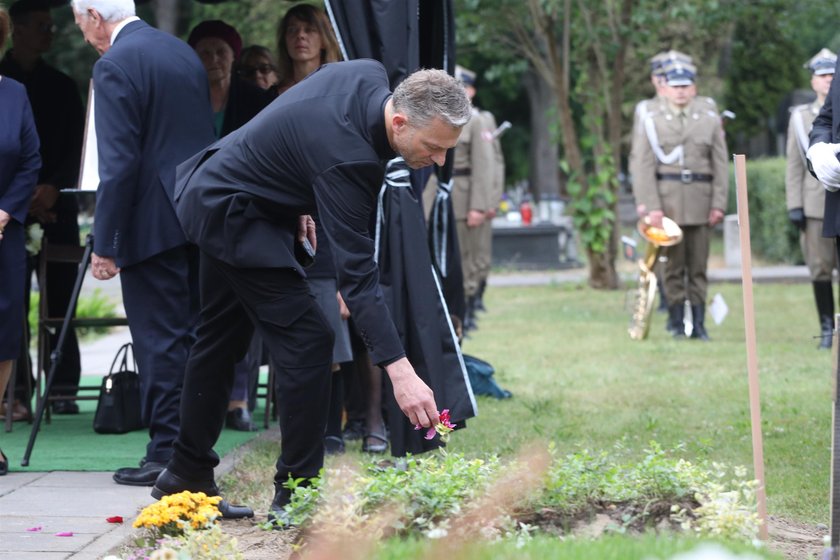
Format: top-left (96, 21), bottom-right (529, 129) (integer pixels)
top-left (668, 303), bottom-right (685, 338)
top-left (814, 281), bottom-right (834, 350)
top-left (474, 280), bottom-right (488, 313)
top-left (463, 296), bottom-right (478, 332)
top-left (690, 303), bottom-right (710, 341)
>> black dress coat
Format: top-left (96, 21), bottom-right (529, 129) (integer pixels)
top-left (175, 59), bottom-right (404, 366)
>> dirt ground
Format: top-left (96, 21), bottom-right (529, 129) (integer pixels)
top-left (218, 513), bottom-right (828, 559)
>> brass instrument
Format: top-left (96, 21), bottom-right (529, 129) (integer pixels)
top-left (628, 216), bottom-right (683, 340)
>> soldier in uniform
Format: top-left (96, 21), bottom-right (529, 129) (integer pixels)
top-left (632, 63), bottom-right (729, 340)
top-left (629, 50), bottom-right (692, 317)
top-left (451, 65), bottom-right (494, 332)
top-left (787, 49), bottom-right (837, 349)
top-left (473, 109), bottom-right (506, 314)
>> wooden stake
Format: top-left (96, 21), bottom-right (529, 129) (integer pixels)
top-left (733, 154), bottom-right (769, 540)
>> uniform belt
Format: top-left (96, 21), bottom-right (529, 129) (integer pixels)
top-left (453, 168), bottom-right (472, 177)
top-left (656, 171), bottom-right (713, 184)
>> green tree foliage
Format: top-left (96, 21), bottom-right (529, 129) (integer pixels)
top-left (724, 1), bottom-right (801, 141)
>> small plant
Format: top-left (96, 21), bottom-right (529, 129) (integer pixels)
top-left (133, 491), bottom-right (222, 539)
top-left (28, 288), bottom-right (118, 341)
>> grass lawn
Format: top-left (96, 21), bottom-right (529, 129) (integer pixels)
top-left (220, 277), bottom-right (828, 557)
top-left (454, 279), bottom-right (830, 523)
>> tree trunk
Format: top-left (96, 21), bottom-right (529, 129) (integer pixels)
top-left (523, 69), bottom-right (561, 201)
top-left (586, 245), bottom-right (619, 289)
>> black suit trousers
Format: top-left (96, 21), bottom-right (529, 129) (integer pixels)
top-left (120, 244), bottom-right (200, 462)
top-left (171, 253), bottom-right (333, 488)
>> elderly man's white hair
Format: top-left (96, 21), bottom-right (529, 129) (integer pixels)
top-left (71, 0), bottom-right (135, 22)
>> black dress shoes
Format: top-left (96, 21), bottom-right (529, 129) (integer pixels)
top-left (113, 461), bottom-right (166, 486)
top-left (152, 468), bottom-right (254, 519)
top-left (225, 407), bottom-right (256, 432)
top-left (51, 400), bottom-right (80, 415)
top-left (267, 488), bottom-right (294, 530)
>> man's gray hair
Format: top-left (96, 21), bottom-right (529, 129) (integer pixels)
top-left (392, 69), bottom-right (472, 129)
top-left (71, 0), bottom-right (135, 22)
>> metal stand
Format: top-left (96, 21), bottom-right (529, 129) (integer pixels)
top-left (21, 234), bottom-right (94, 466)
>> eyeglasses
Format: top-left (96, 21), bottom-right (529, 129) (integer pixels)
top-left (238, 64), bottom-right (276, 78)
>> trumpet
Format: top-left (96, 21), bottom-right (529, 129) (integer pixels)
top-left (628, 216), bottom-right (683, 340)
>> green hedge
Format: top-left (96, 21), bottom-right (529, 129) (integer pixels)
top-left (726, 156), bottom-right (802, 264)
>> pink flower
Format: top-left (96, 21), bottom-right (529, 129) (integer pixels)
top-left (414, 409), bottom-right (456, 441)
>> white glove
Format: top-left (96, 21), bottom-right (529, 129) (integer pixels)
top-left (807, 142), bottom-right (840, 192)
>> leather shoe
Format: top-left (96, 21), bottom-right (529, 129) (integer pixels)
top-left (225, 407), bottom-right (256, 432)
top-left (267, 488), bottom-right (294, 530)
top-left (52, 400), bottom-right (80, 415)
top-left (152, 467), bottom-right (219, 498)
top-left (152, 468), bottom-right (253, 519)
top-left (113, 461), bottom-right (165, 486)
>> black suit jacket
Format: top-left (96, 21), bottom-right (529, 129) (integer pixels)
top-left (810, 55), bottom-right (840, 237)
top-left (175, 59), bottom-right (404, 365)
top-left (93, 20), bottom-right (214, 266)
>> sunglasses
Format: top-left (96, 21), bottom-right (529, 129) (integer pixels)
top-left (238, 64), bottom-right (276, 78)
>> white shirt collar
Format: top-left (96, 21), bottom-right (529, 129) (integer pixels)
top-left (111, 16), bottom-right (141, 46)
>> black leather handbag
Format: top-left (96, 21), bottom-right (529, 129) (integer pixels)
top-left (93, 342), bottom-right (144, 434)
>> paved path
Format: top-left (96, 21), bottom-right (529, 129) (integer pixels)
top-left (0, 263), bottom-right (812, 558)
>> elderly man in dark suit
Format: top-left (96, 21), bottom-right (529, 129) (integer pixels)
top-left (151, 60), bottom-right (471, 525)
top-left (70, 0), bottom-right (214, 486)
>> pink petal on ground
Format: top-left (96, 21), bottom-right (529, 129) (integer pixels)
top-left (106, 516), bottom-right (123, 524)
top-left (26, 526), bottom-right (42, 532)
top-left (55, 532), bottom-right (74, 537)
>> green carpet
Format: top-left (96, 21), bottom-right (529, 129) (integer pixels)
top-left (2, 375), bottom-right (270, 473)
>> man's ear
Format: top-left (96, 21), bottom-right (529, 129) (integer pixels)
top-left (88, 8), bottom-right (101, 26)
top-left (392, 112), bottom-right (409, 133)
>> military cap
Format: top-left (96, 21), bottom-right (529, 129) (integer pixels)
top-left (455, 65), bottom-right (476, 87)
top-left (651, 50), bottom-right (693, 76)
top-left (805, 48), bottom-right (837, 76)
top-left (664, 62), bottom-right (695, 86)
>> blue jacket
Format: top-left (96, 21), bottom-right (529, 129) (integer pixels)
top-left (92, 20), bottom-right (214, 266)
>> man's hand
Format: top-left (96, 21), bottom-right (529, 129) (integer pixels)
top-left (646, 209), bottom-right (664, 229)
top-left (336, 291), bottom-right (350, 320)
top-left (0, 209), bottom-right (9, 244)
top-left (788, 208), bottom-right (806, 231)
top-left (91, 253), bottom-right (120, 280)
top-left (298, 214), bottom-right (317, 253)
top-left (466, 209), bottom-right (486, 228)
top-left (807, 142), bottom-right (840, 191)
top-left (635, 204), bottom-right (648, 219)
top-left (384, 357), bottom-right (439, 428)
top-left (708, 208), bottom-right (725, 227)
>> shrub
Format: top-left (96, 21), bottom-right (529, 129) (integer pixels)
top-left (28, 288), bottom-right (118, 340)
top-left (726, 157), bottom-right (801, 264)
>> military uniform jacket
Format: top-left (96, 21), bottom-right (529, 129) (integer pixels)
top-left (451, 107), bottom-right (495, 219)
top-left (633, 97), bottom-right (728, 226)
top-left (480, 110), bottom-right (505, 207)
top-left (786, 100), bottom-right (827, 219)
